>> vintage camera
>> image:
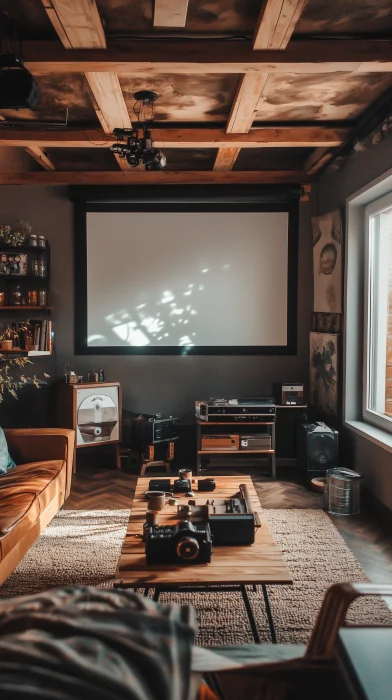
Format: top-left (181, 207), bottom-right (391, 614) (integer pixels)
top-left (173, 478), bottom-right (191, 493)
top-left (148, 478), bottom-right (171, 493)
top-left (198, 478), bottom-right (216, 492)
top-left (145, 521), bottom-right (212, 565)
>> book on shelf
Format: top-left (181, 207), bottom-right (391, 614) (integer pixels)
top-left (17, 319), bottom-right (53, 353)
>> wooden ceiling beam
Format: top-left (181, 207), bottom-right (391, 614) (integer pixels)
top-left (303, 147), bottom-right (334, 174)
top-left (213, 148), bottom-right (241, 171)
top-left (84, 72), bottom-right (131, 134)
top-left (227, 74), bottom-right (269, 134)
top-left (24, 146), bottom-right (55, 171)
top-left (0, 171), bottom-right (312, 185)
top-left (42, 0), bottom-right (131, 149)
top-left (0, 127), bottom-right (348, 148)
top-left (41, 0), bottom-right (106, 49)
top-left (23, 40), bottom-right (392, 74)
top-left (154, 0), bottom-right (189, 27)
top-left (0, 115), bottom-right (55, 171)
top-left (254, 0), bottom-right (308, 50)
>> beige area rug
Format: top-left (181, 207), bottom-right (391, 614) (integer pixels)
top-left (0, 508), bottom-right (390, 646)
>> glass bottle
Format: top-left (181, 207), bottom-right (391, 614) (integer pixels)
top-left (38, 289), bottom-right (47, 306)
top-left (32, 258), bottom-right (39, 276)
top-left (38, 259), bottom-right (46, 278)
top-left (28, 290), bottom-right (38, 305)
top-left (11, 285), bottom-right (22, 305)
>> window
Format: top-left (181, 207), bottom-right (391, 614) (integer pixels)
top-left (364, 192), bottom-right (392, 431)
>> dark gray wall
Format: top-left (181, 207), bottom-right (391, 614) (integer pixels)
top-left (0, 185), bottom-right (313, 424)
top-left (317, 139), bottom-right (392, 513)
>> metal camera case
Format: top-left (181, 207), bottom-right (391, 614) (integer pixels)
top-left (145, 521), bottom-right (212, 565)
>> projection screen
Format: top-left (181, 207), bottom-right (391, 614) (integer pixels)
top-left (76, 203), bottom-right (298, 355)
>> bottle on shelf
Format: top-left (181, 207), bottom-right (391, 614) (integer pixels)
top-left (11, 285), bottom-right (22, 305)
top-left (38, 259), bottom-right (46, 278)
top-left (32, 258), bottom-right (39, 276)
top-left (38, 289), bottom-right (47, 306)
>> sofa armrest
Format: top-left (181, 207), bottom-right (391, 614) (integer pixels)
top-left (4, 428), bottom-right (75, 499)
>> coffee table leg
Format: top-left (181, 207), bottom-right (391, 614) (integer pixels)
top-left (241, 585), bottom-right (261, 644)
top-left (153, 588), bottom-right (161, 602)
top-left (144, 587), bottom-right (150, 597)
top-left (261, 584), bottom-right (277, 644)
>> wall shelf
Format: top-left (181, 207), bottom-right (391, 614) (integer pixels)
top-left (0, 275), bottom-right (49, 281)
top-left (0, 246), bottom-right (48, 253)
top-left (0, 350), bottom-right (51, 356)
top-left (197, 420), bottom-right (275, 426)
top-left (0, 306), bottom-right (54, 311)
top-left (198, 449), bottom-right (275, 454)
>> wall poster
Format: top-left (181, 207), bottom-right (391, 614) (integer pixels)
top-left (309, 332), bottom-right (339, 416)
top-left (312, 209), bottom-right (342, 313)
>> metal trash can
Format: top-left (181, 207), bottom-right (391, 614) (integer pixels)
top-left (325, 468), bottom-right (362, 515)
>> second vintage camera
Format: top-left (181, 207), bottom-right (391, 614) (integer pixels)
top-left (145, 521), bottom-right (212, 564)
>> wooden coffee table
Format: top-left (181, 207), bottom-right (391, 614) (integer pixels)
top-left (114, 475), bottom-right (293, 642)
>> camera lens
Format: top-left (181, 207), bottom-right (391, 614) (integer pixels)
top-left (176, 537), bottom-right (200, 561)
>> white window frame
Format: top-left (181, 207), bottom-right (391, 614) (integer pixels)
top-left (363, 191), bottom-right (392, 432)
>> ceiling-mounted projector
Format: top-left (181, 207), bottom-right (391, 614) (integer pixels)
top-left (0, 54), bottom-right (40, 110)
top-left (110, 90), bottom-right (166, 170)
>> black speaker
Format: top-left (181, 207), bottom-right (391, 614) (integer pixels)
top-left (297, 422), bottom-right (338, 479)
top-left (275, 406), bottom-right (308, 459)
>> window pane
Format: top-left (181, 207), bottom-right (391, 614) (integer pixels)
top-left (368, 206), bottom-right (392, 421)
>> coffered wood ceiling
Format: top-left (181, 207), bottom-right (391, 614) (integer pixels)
top-left (0, 0), bottom-right (391, 184)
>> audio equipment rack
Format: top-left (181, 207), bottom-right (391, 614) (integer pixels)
top-left (196, 419), bottom-right (276, 477)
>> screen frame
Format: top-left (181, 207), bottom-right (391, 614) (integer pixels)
top-left (74, 195), bottom-right (298, 356)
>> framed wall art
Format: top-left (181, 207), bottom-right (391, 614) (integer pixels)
top-left (309, 332), bottom-right (339, 416)
top-left (312, 209), bottom-right (342, 313)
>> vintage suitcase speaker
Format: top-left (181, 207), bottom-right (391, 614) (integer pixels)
top-left (297, 422), bottom-right (338, 479)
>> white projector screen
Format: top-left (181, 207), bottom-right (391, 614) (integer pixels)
top-left (84, 210), bottom-right (290, 352)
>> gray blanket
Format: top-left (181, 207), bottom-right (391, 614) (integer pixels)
top-left (0, 587), bottom-right (197, 700)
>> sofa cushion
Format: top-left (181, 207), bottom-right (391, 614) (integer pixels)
top-left (0, 460), bottom-right (65, 493)
top-left (0, 490), bottom-right (38, 536)
top-left (0, 491), bottom-right (41, 563)
top-left (0, 460), bottom-right (66, 523)
top-left (0, 460), bottom-right (66, 563)
top-left (0, 427), bottom-right (15, 475)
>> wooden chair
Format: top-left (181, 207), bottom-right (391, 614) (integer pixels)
top-left (193, 582), bottom-right (392, 700)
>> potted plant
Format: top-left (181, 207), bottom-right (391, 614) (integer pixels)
top-left (0, 354), bottom-right (49, 402)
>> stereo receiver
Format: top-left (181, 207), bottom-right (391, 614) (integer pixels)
top-left (240, 434), bottom-right (271, 450)
top-left (195, 398), bottom-right (275, 423)
top-left (201, 435), bottom-right (239, 451)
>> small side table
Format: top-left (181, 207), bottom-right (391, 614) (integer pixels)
top-left (139, 442), bottom-right (175, 476)
top-left (54, 381), bottom-right (122, 472)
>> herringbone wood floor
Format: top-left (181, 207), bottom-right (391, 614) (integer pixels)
top-left (65, 457), bottom-right (392, 585)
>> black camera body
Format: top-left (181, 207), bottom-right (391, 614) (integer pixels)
top-left (173, 478), bottom-right (191, 493)
top-left (145, 521), bottom-right (212, 565)
top-left (198, 478), bottom-right (216, 492)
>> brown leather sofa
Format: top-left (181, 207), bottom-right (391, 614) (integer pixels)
top-left (0, 428), bottom-right (75, 586)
